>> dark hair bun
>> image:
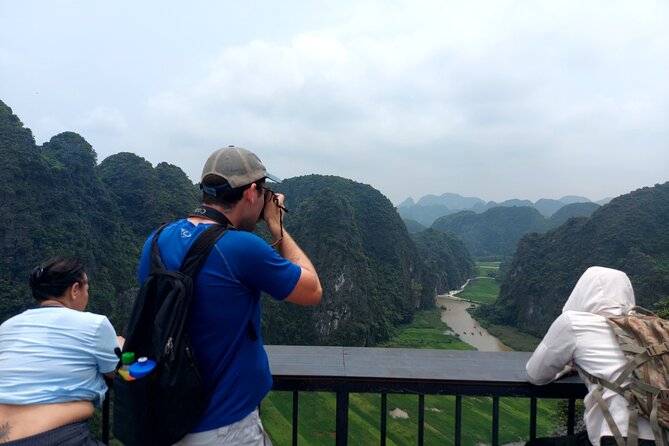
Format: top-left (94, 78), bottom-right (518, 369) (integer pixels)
top-left (28, 257), bottom-right (86, 301)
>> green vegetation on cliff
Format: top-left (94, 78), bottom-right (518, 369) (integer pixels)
top-left (1, 101), bottom-right (476, 348)
top-left (411, 228), bottom-right (476, 294)
top-left (262, 175), bottom-right (476, 346)
top-left (431, 206), bottom-right (549, 258)
top-left (476, 182), bottom-right (669, 337)
top-left (0, 101), bottom-right (198, 331)
top-left (98, 152), bottom-right (200, 243)
top-left (0, 102), bottom-right (138, 324)
top-left (430, 202), bottom-right (601, 260)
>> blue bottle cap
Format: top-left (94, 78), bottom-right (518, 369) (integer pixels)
top-left (129, 357), bottom-right (157, 379)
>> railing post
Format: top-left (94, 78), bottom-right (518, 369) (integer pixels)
top-left (336, 391), bottom-right (349, 446)
top-left (530, 397), bottom-right (537, 441)
top-left (292, 391), bottom-right (299, 446)
top-left (492, 397), bottom-right (499, 446)
top-left (418, 394), bottom-right (425, 446)
top-left (567, 398), bottom-right (576, 435)
top-left (455, 395), bottom-right (462, 446)
top-left (103, 388), bottom-right (110, 444)
top-left (380, 393), bottom-right (387, 446)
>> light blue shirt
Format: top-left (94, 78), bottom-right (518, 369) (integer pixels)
top-left (0, 307), bottom-right (120, 406)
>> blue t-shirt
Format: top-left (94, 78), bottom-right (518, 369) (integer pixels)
top-left (138, 219), bottom-right (301, 432)
top-left (0, 307), bottom-right (120, 406)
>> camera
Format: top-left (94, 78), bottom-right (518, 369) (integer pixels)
top-left (259, 189), bottom-right (270, 220)
top-left (259, 188), bottom-right (287, 220)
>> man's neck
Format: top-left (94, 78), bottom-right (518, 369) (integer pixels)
top-left (189, 204), bottom-right (237, 227)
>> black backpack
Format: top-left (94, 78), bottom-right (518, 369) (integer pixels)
top-left (113, 223), bottom-right (228, 446)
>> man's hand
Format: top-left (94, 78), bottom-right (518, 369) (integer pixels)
top-left (262, 190), bottom-right (286, 243)
top-left (554, 362), bottom-right (574, 380)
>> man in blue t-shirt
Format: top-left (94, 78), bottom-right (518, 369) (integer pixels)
top-left (138, 146), bottom-right (322, 446)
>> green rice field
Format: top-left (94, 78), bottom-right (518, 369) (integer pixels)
top-left (262, 304), bottom-right (560, 445)
top-left (457, 278), bottom-right (500, 305)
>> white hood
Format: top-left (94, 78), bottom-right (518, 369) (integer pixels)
top-left (562, 266), bottom-right (635, 316)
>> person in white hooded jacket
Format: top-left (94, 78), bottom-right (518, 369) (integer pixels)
top-left (525, 266), bottom-right (655, 446)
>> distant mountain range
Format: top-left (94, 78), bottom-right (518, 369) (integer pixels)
top-left (425, 201), bottom-right (600, 259)
top-left (398, 192), bottom-right (612, 226)
top-left (475, 181), bottom-right (669, 337)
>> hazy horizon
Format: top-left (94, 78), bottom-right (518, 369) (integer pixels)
top-left (1, 97), bottom-right (658, 207)
top-left (396, 191), bottom-right (615, 206)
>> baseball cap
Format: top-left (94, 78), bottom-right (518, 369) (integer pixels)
top-left (200, 146), bottom-right (281, 196)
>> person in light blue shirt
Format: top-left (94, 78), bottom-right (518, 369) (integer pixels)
top-left (0, 256), bottom-right (122, 445)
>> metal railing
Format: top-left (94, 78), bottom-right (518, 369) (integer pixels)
top-left (103, 346), bottom-right (586, 445)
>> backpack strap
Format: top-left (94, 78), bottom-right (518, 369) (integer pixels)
top-left (179, 224), bottom-right (228, 278)
top-left (148, 221), bottom-right (229, 278)
top-left (122, 223), bottom-right (171, 351)
top-left (177, 223), bottom-right (256, 341)
top-left (606, 317), bottom-right (667, 389)
top-left (649, 392), bottom-right (669, 446)
top-left (150, 223), bottom-right (170, 272)
top-left (575, 365), bottom-right (628, 446)
top-left (629, 306), bottom-right (660, 318)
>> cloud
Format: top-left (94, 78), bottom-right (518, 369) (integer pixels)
top-left (2, 0), bottom-right (667, 203)
top-left (78, 107), bottom-right (128, 133)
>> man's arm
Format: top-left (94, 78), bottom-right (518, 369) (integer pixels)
top-left (275, 231), bottom-right (322, 305)
top-left (263, 193), bottom-right (322, 305)
top-left (526, 313), bottom-right (576, 385)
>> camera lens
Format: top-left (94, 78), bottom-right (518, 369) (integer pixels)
top-left (260, 189), bottom-right (269, 219)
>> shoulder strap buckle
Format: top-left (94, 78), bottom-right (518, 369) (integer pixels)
top-left (646, 343), bottom-right (669, 357)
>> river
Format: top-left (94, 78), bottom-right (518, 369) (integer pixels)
top-left (436, 279), bottom-right (513, 352)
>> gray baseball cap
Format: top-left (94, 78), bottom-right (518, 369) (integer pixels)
top-left (200, 146), bottom-right (281, 196)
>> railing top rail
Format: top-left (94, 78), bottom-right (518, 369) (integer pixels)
top-left (266, 346), bottom-right (586, 398)
top-left (268, 346), bottom-right (535, 382)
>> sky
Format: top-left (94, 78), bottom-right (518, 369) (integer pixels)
top-left (1, 1), bottom-right (667, 205)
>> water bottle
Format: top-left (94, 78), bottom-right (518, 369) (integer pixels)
top-left (118, 352), bottom-right (136, 381)
top-left (129, 356), bottom-right (157, 379)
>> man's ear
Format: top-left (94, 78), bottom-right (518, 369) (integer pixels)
top-left (245, 183), bottom-right (260, 202)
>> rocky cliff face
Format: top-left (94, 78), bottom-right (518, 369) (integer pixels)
top-left (261, 175), bottom-right (433, 346)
